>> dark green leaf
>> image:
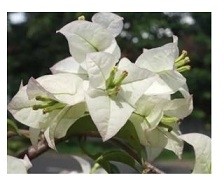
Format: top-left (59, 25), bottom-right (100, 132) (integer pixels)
top-left (7, 119), bottom-right (20, 135)
top-left (95, 150), bottom-right (141, 173)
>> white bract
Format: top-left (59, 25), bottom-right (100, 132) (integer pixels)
top-left (92, 12), bottom-right (123, 37)
top-left (57, 13), bottom-right (122, 63)
top-left (85, 52), bottom-right (155, 141)
top-left (179, 133), bottom-right (211, 173)
top-left (136, 36), bottom-right (189, 95)
top-left (7, 155), bottom-right (32, 174)
top-left (8, 73), bottom-right (85, 148)
top-left (130, 91), bottom-right (193, 159)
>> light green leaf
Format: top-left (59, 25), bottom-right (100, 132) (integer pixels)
top-left (7, 119), bottom-right (19, 135)
top-left (179, 133), bottom-right (211, 173)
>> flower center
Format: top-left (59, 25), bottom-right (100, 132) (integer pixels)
top-left (32, 96), bottom-right (66, 114)
top-left (105, 66), bottom-right (128, 97)
top-left (175, 50), bottom-right (191, 73)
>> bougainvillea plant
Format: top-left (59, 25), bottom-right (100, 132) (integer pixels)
top-left (7, 12), bottom-right (211, 174)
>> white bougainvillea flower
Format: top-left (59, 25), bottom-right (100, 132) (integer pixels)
top-left (58, 18), bottom-right (121, 63)
top-left (130, 91), bottom-right (193, 159)
top-left (85, 52), bottom-right (155, 141)
top-left (92, 12), bottom-right (123, 37)
top-left (179, 133), bottom-right (211, 174)
top-left (136, 36), bottom-right (187, 95)
top-left (8, 73), bottom-right (86, 147)
top-left (7, 155), bottom-right (32, 174)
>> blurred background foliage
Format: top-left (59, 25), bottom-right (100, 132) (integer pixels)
top-left (7, 12), bottom-right (211, 136)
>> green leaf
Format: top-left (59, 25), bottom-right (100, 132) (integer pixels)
top-left (95, 150), bottom-right (141, 173)
top-left (78, 138), bottom-right (120, 173)
top-left (116, 120), bottom-right (144, 159)
top-left (67, 115), bottom-right (98, 135)
top-left (67, 115), bottom-right (144, 164)
top-left (94, 157), bottom-right (120, 173)
top-left (7, 119), bottom-right (20, 135)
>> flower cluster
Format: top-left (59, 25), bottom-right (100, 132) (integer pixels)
top-left (8, 12), bottom-right (211, 173)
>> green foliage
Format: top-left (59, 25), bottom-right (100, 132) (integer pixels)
top-left (92, 150), bottom-right (141, 173)
top-left (7, 118), bottom-right (20, 135)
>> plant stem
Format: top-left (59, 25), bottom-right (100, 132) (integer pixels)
top-left (142, 161), bottom-right (165, 174)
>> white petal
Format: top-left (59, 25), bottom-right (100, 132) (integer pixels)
top-left (162, 127), bottom-right (184, 159)
top-left (159, 70), bottom-right (186, 93)
top-left (145, 128), bottom-right (168, 148)
top-left (164, 95), bottom-right (193, 119)
top-left (8, 85), bottom-right (48, 128)
top-left (130, 112), bottom-right (166, 147)
top-left (92, 12), bottom-right (123, 37)
top-left (85, 89), bottom-right (134, 141)
top-left (58, 20), bottom-right (113, 62)
top-left (22, 155), bottom-right (33, 170)
top-left (179, 84), bottom-right (190, 98)
top-left (119, 78), bottom-right (154, 107)
top-left (118, 57), bottom-right (154, 84)
top-left (145, 71), bottom-right (186, 95)
top-left (136, 39), bottom-right (179, 73)
top-left (179, 133), bottom-right (211, 173)
top-left (44, 104), bottom-right (85, 149)
top-left (117, 58), bottom-right (155, 106)
top-left (144, 75), bottom-right (176, 95)
top-left (129, 114), bottom-right (149, 146)
top-left (104, 39), bottom-right (121, 62)
top-left (85, 52), bottom-right (116, 88)
top-left (72, 156), bottom-right (91, 173)
top-left (19, 81), bottom-right (23, 90)
top-left (54, 103), bottom-right (86, 139)
top-left (27, 77), bottom-right (55, 100)
top-left (50, 57), bottom-right (87, 75)
top-left (145, 109), bottom-right (164, 130)
top-left (28, 74), bottom-right (85, 105)
top-left (7, 155), bottom-right (32, 174)
top-left (134, 95), bottom-right (168, 129)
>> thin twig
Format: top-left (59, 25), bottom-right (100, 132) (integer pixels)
top-left (143, 161), bottom-right (165, 174)
top-left (17, 139), bottom-right (51, 160)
